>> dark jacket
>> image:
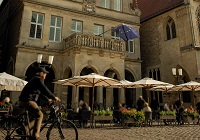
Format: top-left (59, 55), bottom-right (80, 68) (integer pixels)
top-left (19, 76), bottom-right (55, 102)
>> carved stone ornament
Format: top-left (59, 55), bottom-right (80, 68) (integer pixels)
top-left (83, 0), bottom-right (96, 13)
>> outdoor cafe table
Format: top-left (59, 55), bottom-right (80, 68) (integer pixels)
top-left (158, 115), bottom-right (177, 125)
top-left (93, 115), bottom-right (113, 128)
top-left (0, 108), bottom-right (9, 117)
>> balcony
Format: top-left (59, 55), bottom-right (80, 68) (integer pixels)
top-left (63, 33), bottom-right (126, 52)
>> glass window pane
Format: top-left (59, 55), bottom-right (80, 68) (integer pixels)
top-left (57, 17), bottom-right (62, 27)
top-left (51, 16), bottom-right (56, 26)
top-left (29, 24), bottom-right (36, 38)
top-left (31, 13), bottom-right (37, 23)
top-left (77, 22), bottom-right (82, 31)
top-left (55, 28), bottom-right (61, 41)
top-left (36, 25), bottom-right (42, 38)
top-left (49, 27), bottom-right (55, 40)
top-left (71, 21), bottom-right (76, 30)
top-left (38, 14), bottom-right (43, 24)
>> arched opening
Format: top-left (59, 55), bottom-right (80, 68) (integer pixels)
top-left (125, 70), bottom-right (136, 108)
top-left (104, 69), bottom-right (119, 109)
top-left (79, 67), bottom-right (97, 108)
top-left (25, 62), bottom-right (55, 106)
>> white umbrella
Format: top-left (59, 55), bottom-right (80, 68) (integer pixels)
top-left (0, 72), bottom-right (28, 91)
top-left (171, 81), bottom-right (200, 91)
top-left (129, 77), bottom-right (171, 103)
top-left (149, 85), bottom-right (175, 93)
top-left (171, 81), bottom-right (200, 106)
top-left (54, 73), bottom-right (120, 111)
top-left (108, 79), bottom-right (134, 103)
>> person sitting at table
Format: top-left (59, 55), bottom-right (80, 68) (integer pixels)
top-left (176, 101), bottom-right (184, 125)
top-left (3, 97), bottom-right (13, 115)
top-left (163, 101), bottom-right (170, 125)
top-left (120, 103), bottom-right (127, 111)
top-left (142, 102), bottom-right (152, 112)
top-left (79, 102), bottom-right (91, 127)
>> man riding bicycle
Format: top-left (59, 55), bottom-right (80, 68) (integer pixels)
top-left (19, 67), bottom-right (60, 140)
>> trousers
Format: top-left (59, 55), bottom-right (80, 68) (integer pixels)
top-left (19, 100), bottom-right (43, 139)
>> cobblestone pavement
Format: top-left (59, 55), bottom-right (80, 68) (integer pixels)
top-left (40, 124), bottom-right (200, 140)
top-left (77, 125), bottom-right (200, 140)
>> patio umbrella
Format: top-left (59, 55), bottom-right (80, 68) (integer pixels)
top-left (149, 85), bottom-right (175, 99)
top-left (0, 72), bottom-right (28, 91)
top-left (129, 77), bottom-right (171, 103)
top-left (112, 23), bottom-right (139, 40)
top-left (149, 85), bottom-right (175, 93)
top-left (170, 81), bottom-right (200, 106)
top-left (54, 73), bottom-right (120, 112)
top-left (108, 79), bottom-right (134, 103)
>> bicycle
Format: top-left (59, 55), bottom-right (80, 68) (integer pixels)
top-left (0, 102), bottom-right (78, 140)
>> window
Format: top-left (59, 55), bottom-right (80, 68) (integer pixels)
top-left (127, 40), bottom-right (135, 53)
top-left (196, 7), bottom-right (200, 33)
top-left (166, 17), bottom-right (176, 40)
top-left (49, 16), bottom-right (62, 42)
top-left (71, 20), bottom-right (82, 34)
top-left (29, 12), bottom-right (44, 39)
top-left (114, 0), bottom-right (122, 11)
top-left (111, 28), bottom-right (120, 39)
top-left (101, 0), bottom-right (110, 9)
top-left (94, 24), bottom-right (104, 36)
top-left (148, 68), bottom-right (163, 103)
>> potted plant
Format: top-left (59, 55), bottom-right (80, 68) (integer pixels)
top-left (121, 109), bottom-right (145, 126)
top-left (159, 111), bottom-right (176, 120)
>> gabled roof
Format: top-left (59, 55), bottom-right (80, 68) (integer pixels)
top-left (138, 0), bottom-right (185, 22)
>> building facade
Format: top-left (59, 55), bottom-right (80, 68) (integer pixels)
top-left (0, 0), bottom-right (142, 109)
top-left (139, 0), bottom-right (200, 107)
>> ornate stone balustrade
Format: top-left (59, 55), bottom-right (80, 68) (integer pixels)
top-left (64, 33), bottom-right (126, 52)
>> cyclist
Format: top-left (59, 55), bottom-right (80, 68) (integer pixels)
top-left (18, 67), bottom-right (60, 140)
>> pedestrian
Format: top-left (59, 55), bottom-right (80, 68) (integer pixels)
top-left (137, 96), bottom-right (145, 111)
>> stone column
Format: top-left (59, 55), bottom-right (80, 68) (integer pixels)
top-left (106, 88), bottom-right (113, 108)
top-left (97, 87), bottom-right (103, 104)
top-left (119, 88), bottom-right (125, 104)
top-left (84, 87), bottom-right (90, 104)
top-left (72, 86), bottom-right (79, 111)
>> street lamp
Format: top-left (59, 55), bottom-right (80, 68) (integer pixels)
top-left (172, 67), bottom-right (182, 98)
top-left (37, 53), bottom-right (54, 68)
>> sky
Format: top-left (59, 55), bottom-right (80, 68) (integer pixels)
top-left (0, 0), bottom-right (3, 5)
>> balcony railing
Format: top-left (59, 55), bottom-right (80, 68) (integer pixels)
top-left (64, 33), bottom-right (126, 52)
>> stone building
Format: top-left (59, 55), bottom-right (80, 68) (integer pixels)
top-left (138, 0), bottom-right (200, 107)
top-left (0, 0), bottom-right (142, 109)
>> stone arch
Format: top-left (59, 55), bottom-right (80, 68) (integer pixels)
top-left (77, 64), bottom-right (99, 76)
top-left (63, 65), bottom-right (73, 78)
top-left (175, 65), bottom-right (191, 103)
top-left (103, 68), bottom-right (120, 109)
top-left (24, 61), bottom-right (55, 106)
top-left (102, 65), bottom-right (121, 80)
top-left (62, 65), bottom-right (73, 109)
top-left (79, 66), bottom-right (98, 108)
top-left (125, 69), bottom-right (136, 108)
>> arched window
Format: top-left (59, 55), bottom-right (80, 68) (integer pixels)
top-left (166, 17), bottom-right (176, 40)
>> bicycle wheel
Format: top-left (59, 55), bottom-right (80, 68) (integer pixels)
top-left (0, 118), bottom-right (26, 140)
top-left (47, 119), bottom-right (78, 140)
